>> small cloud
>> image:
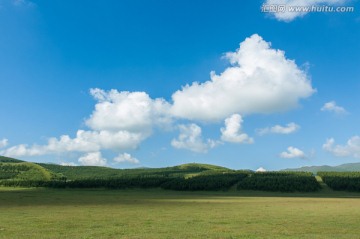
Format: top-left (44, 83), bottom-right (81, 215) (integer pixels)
top-left (321, 101), bottom-right (348, 115)
top-left (113, 153), bottom-right (140, 164)
top-left (257, 123), bottom-right (300, 135)
top-left (280, 146), bottom-right (306, 159)
top-left (0, 139), bottom-right (8, 148)
top-left (171, 124), bottom-right (218, 153)
top-left (78, 152), bottom-right (107, 166)
top-left (60, 162), bottom-right (77, 166)
top-left (256, 167), bottom-right (267, 172)
top-left (0, 130), bottom-right (146, 158)
top-left (323, 136), bottom-right (360, 158)
top-left (221, 114), bottom-right (253, 144)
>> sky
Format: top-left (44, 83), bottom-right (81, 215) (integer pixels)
top-left (0, 0), bottom-right (359, 170)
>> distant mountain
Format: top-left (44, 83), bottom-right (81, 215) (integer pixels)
top-left (284, 162), bottom-right (360, 174)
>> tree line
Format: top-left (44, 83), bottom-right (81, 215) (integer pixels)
top-left (0, 167), bottom-right (324, 192)
top-left (161, 172), bottom-right (248, 191)
top-left (237, 172), bottom-right (321, 192)
top-left (318, 172), bottom-right (360, 192)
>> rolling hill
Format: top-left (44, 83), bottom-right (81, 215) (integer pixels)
top-left (38, 162), bottom-right (231, 180)
top-left (0, 156), bottom-right (64, 183)
top-left (1, 155), bottom-right (233, 183)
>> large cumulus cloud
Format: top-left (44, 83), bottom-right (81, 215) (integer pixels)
top-left (171, 34), bottom-right (315, 121)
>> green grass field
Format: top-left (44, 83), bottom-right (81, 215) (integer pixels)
top-left (1, 188), bottom-right (360, 238)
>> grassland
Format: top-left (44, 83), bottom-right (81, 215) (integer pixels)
top-left (1, 187), bottom-right (360, 239)
top-left (1, 157), bottom-right (360, 238)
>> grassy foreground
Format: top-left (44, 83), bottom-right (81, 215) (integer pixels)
top-left (1, 188), bottom-right (360, 238)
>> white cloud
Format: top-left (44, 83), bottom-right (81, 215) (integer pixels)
top-left (280, 146), bottom-right (306, 158)
top-left (0, 138), bottom-right (8, 148)
top-left (171, 124), bottom-right (218, 153)
top-left (1, 89), bottom-right (160, 158)
top-left (86, 88), bottom-right (172, 132)
top-left (78, 152), bottom-right (107, 166)
top-left (0, 130), bottom-right (146, 157)
top-left (256, 167), bottom-right (267, 172)
top-left (1, 144), bottom-right (39, 157)
top-left (60, 162), bottom-right (77, 166)
top-left (321, 101), bottom-right (347, 114)
top-left (113, 153), bottom-right (140, 164)
top-left (323, 137), bottom-right (360, 158)
top-left (171, 34), bottom-right (315, 121)
top-left (257, 122), bottom-right (300, 135)
top-left (263, 0), bottom-right (349, 22)
top-left (220, 114), bottom-right (253, 144)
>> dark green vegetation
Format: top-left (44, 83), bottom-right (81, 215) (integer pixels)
top-left (237, 171), bottom-right (321, 192)
top-left (161, 171), bottom-right (248, 191)
top-left (37, 163), bottom-right (246, 190)
top-left (0, 157), bottom-right (322, 192)
top-left (1, 188), bottom-right (360, 239)
top-left (2, 156), bottom-right (360, 193)
top-left (318, 171), bottom-right (360, 192)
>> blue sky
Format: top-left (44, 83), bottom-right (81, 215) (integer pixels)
top-left (0, 0), bottom-right (359, 170)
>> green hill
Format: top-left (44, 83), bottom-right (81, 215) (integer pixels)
top-left (0, 157), bottom-right (232, 183)
top-left (38, 164), bottom-right (135, 180)
top-left (172, 163), bottom-right (229, 171)
top-left (0, 159), bottom-right (65, 185)
top-left (38, 163), bottom-right (232, 180)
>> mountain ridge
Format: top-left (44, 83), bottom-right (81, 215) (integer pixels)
top-left (283, 162), bottom-right (360, 173)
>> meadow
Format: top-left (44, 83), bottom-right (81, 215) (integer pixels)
top-left (1, 187), bottom-right (360, 239)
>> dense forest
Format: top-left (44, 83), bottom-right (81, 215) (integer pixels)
top-left (318, 172), bottom-right (360, 192)
top-left (237, 172), bottom-right (321, 192)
